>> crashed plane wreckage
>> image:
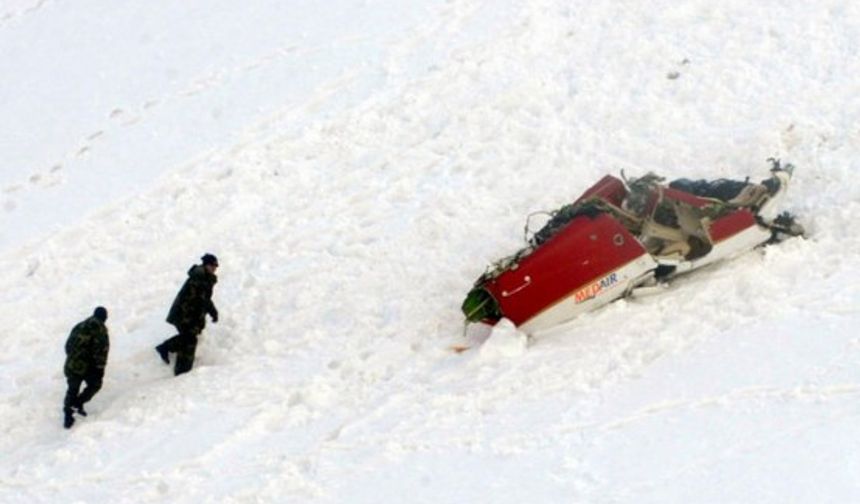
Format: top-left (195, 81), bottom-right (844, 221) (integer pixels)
top-left (461, 159), bottom-right (804, 336)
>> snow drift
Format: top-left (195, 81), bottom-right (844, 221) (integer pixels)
top-left (1, 0), bottom-right (859, 502)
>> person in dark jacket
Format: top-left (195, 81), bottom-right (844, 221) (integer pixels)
top-left (155, 254), bottom-right (219, 376)
top-left (63, 306), bottom-right (110, 429)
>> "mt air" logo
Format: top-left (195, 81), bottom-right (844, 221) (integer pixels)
top-left (574, 272), bottom-right (619, 303)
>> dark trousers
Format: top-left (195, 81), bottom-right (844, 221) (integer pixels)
top-left (64, 370), bottom-right (103, 413)
top-left (159, 329), bottom-right (199, 376)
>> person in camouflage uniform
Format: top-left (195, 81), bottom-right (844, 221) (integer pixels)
top-left (155, 253), bottom-right (219, 376)
top-left (63, 306), bottom-right (110, 429)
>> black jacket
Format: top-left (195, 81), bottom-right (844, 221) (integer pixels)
top-left (166, 264), bottom-right (218, 333)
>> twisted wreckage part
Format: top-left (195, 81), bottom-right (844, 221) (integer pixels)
top-left (462, 160), bottom-right (804, 337)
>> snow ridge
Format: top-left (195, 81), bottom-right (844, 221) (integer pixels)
top-left (2, 1), bottom-right (860, 502)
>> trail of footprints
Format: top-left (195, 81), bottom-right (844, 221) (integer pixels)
top-left (1, 40), bottom-right (305, 214)
top-left (0, 0), bottom-right (51, 28)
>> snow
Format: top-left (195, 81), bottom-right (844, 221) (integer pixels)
top-left (1, 0), bottom-right (860, 502)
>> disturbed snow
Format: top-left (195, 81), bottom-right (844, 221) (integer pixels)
top-left (1, 0), bottom-right (860, 502)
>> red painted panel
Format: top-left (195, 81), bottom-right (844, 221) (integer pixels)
top-left (709, 209), bottom-right (757, 242)
top-left (574, 175), bottom-right (627, 207)
top-left (483, 213), bottom-right (647, 325)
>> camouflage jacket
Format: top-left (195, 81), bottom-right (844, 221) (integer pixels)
top-left (166, 264), bottom-right (218, 333)
top-left (64, 316), bottom-right (110, 377)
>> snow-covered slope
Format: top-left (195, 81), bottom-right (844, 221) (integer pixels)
top-left (0, 0), bottom-right (446, 251)
top-left (2, 1), bottom-right (859, 502)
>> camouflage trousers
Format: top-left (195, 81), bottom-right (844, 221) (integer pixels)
top-left (160, 327), bottom-right (200, 376)
top-left (64, 369), bottom-right (103, 413)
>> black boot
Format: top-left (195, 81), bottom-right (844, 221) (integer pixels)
top-left (74, 402), bottom-right (87, 417)
top-left (155, 344), bottom-right (170, 364)
top-left (63, 408), bottom-right (75, 429)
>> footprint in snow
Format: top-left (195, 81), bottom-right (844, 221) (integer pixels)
top-left (110, 107), bottom-right (142, 126)
top-left (24, 0), bottom-right (48, 14)
top-left (122, 116), bottom-right (142, 126)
